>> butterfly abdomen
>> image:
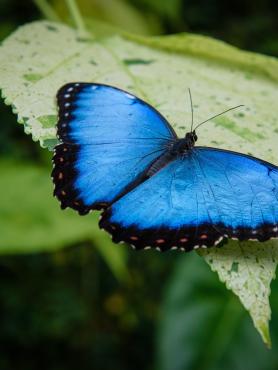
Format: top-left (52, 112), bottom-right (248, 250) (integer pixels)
top-left (146, 136), bottom-right (196, 178)
top-left (146, 151), bottom-right (176, 178)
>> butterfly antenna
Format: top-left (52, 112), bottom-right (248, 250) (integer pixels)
top-left (188, 88), bottom-right (194, 133)
top-left (193, 105), bottom-right (244, 131)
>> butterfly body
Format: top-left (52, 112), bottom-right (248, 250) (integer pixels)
top-left (143, 133), bottom-right (198, 179)
top-left (170, 132), bottom-right (198, 153)
top-left (52, 83), bottom-right (278, 251)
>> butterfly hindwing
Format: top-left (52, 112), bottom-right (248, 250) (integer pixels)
top-left (52, 83), bottom-right (176, 214)
top-left (99, 147), bottom-right (278, 251)
top-left (194, 147), bottom-right (278, 240)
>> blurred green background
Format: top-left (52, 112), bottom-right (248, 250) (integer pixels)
top-left (1, 1), bottom-right (278, 369)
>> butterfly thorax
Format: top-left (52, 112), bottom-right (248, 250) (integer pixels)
top-left (169, 131), bottom-right (198, 155)
top-left (146, 131), bottom-right (198, 178)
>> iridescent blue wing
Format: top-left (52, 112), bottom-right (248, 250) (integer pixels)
top-left (52, 83), bottom-right (176, 214)
top-left (100, 147), bottom-right (278, 251)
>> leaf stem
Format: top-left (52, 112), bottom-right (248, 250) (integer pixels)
top-left (65, 0), bottom-right (87, 34)
top-left (33, 0), bottom-right (60, 22)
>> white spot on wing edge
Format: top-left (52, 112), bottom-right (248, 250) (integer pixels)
top-left (214, 236), bottom-right (224, 246)
top-left (125, 92), bottom-right (136, 100)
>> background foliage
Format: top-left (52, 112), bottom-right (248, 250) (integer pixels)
top-left (0, 1), bottom-right (278, 369)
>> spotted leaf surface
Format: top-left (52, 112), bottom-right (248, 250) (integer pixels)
top-left (200, 241), bottom-right (278, 345)
top-left (0, 21), bottom-right (278, 345)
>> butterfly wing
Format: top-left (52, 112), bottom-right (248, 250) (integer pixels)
top-left (52, 83), bottom-right (176, 214)
top-left (99, 147), bottom-right (278, 251)
top-left (193, 147), bottom-right (278, 240)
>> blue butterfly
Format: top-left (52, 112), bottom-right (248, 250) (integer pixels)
top-left (52, 83), bottom-right (278, 252)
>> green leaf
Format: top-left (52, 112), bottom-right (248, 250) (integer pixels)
top-left (53, 0), bottom-right (161, 35)
top-left (0, 20), bottom-right (278, 343)
top-left (0, 160), bottom-right (129, 281)
top-left (156, 254), bottom-right (277, 370)
top-left (199, 241), bottom-right (278, 346)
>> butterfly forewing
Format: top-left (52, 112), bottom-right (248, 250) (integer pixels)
top-left (52, 83), bottom-right (176, 214)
